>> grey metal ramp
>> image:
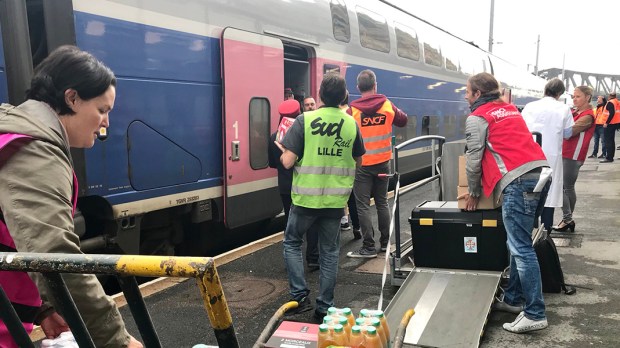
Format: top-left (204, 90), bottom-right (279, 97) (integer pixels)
top-left (385, 268), bottom-right (501, 348)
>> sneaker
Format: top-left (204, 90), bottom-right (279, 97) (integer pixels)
top-left (587, 154), bottom-right (596, 158)
top-left (347, 247), bottom-right (377, 258)
top-left (600, 159), bottom-right (614, 163)
top-left (598, 154), bottom-right (606, 158)
top-left (285, 296), bottom-right (313, 315)
top-left (380, 244), bottom-right (388, 252)
top-left (340, 222), bottom-right (351, 231)
top-left (493, 300), bottom-right (523, 314)
top-left (502, 311), bottom-right (548, 333)
top-left (352, 228), bottom-right (362, 240)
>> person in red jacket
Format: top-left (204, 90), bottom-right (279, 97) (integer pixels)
top-left (553, 86), bottom-right (596, 232)
top-left (460, 72), bottom-right (550, 334)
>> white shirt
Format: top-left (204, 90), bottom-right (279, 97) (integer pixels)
top-left (522, 96), bottom-right (574, 207)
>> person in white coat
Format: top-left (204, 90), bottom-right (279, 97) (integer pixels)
top-left (522, 78), bottom-right (574, 232)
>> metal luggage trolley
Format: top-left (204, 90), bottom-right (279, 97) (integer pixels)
top-left (383, 135), bottom-right (505, 348)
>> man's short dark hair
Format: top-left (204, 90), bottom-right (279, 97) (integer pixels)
top-left (357, 69), bottom-right (376, 93)
top-left (319, 73), bottom-right (347, 107)
top-left (544, 78), bottom-right (565, 98)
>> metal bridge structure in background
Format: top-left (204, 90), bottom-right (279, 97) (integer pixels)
top-left (539, 68), bottom-right (620, 96)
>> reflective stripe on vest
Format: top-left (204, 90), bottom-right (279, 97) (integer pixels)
top-left (352, 100), bottom-right (395, 166)
top-left (291, 108), bottom-right (357, 209)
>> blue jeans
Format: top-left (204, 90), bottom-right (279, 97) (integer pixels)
top-left (283, 206), bottom-right (341, 313)
top-left (502, 177), bottom-right (546, 321)
top-left (592, 125), bottom-right (605, 156)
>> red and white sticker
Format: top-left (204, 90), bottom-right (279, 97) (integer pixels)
top-left (464, 237), bottom-right (477, 253)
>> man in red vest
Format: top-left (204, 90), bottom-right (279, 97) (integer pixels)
top-left (459, 72), bottom-right (551, 333)
top-left (346, 69), bottom-right (407, 258)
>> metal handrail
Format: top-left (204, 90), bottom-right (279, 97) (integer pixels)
top-left (392, 135), bottom-right (446, 261)
top-left (0, 252), bottom-right (239, 347)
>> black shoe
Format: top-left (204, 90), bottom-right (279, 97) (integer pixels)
top-left (285, 296), bottom-right (313, 315)
top-left (352, 228), bottom-right (362, 240)
top-left (598, 154), bottom-right (606, 159)
top-left (552, 220), bottom-right (575, 232)
top-left (307, 261), bottom-right (319, 271)
top-left (587, 154), bottom-right (596, 158)
top-left (600, 159), bottom-right (614, 163)
top-left (313, 309), bottom-right (327, 323)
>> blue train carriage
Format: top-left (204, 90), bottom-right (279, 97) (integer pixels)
top-left (0, 0), bottom-right (543, 256)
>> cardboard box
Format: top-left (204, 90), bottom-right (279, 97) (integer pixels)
top-left (457, 186), bottom-right (502, 210)
top-left (458, 156), bottom-right (468, 187)
top-left (265, 321), bottom-right (319, 348)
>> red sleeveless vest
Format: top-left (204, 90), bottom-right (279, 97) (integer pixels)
top-left (0, 133), bottom-right (78, 346)
top-left (562, 109), bottom-right (595, 162)
top-left (471, 101), bottom-right (547, 197)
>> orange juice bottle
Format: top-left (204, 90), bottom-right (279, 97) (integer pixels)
top-left (331, 324), bottom-right (347, 346)
top-left (336, 315), bottom-right (351, 342)
top-left (328, 307), bottom-right (356, 327)
top-left (363, 326), bottom-right (381, 348)
top-left (368, 318), bottom-right (387, 348)
top-left (349, 325), bottom-right (366, 347)
top-left (318, 324), bottom-right (336, 348)
top-left (361, 309), bottom-right (391, 345)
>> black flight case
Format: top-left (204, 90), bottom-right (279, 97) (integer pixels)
top-left (409, 201), bottom-right (508, 271)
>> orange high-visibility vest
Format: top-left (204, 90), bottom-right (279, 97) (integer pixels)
top-left (603, 99), bottom-right (620, 124)
top-left (595, 105), bottom-right (606, 125)
top-left (604, 98), bottom-right (620, 124)
top-left (351, 100), bottom-right (395, 166)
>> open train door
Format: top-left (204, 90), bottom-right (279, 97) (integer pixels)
top-left (221, 28), bottom-right (284, 229)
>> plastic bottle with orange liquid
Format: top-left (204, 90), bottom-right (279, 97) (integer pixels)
top-left (331, 324), bottom-right (348, 346)
top-left (318, 323), bottom-right (336, 348)
top-left (328, 307), bottom-right (356, 327)
top-left (360, 309), bottom-right (391, 347)
top-left (349, 325), bottom-right (366, 347)
top-left (363, 326), bottom-right (382, 348)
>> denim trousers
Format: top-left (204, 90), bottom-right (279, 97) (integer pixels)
top-left (592, 125), bottom-right (605, 156)
top-left (561, 158), bottom-right (582, 223)
top-left (502, 177), bottom-right (546, 321)
top-left (282, 206), bottom-right (341, 313)
top-left (354, 161), bottom-right (391, 250)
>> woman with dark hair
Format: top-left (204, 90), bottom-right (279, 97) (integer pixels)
top-left (0, 46), bottom-right (142, 347)
top-left (553, 86), bottom-right (596, 232)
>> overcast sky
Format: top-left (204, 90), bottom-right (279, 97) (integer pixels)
top-left (388, 0), bottom-right (618, 76)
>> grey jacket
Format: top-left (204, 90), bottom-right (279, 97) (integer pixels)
top-left (0, 101), bottom-right (130, 347)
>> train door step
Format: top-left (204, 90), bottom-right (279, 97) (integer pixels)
top-left (385, 267), bottom-right (501, 348)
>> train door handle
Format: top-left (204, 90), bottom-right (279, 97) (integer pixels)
top-left (230, 141), bottom-right (240, 161)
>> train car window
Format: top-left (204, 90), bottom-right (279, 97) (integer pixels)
top-left (444, 115), bottom-right (457, 138)
top-left (422, 115), bottom-right (439, 135)
top-left (395, 23), bottom-right (420, 61)
top-left (423, 43), bottom-right (442, 67)
top-left (446, 58), bottom-right (458, 72)
top-left (324, 64), bottom-right (341, 75)
top-left (249, 97), bottom-right (270, 170)
top-left (407, 115), bottom-right (418, 138)
top-left (356, 6), bottom-right (390, 53)
top-left (330, 0), bottom-right (350, 42)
